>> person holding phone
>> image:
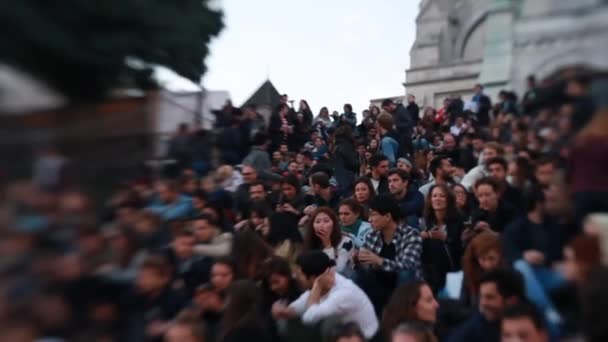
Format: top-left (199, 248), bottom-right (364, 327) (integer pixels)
top-left (420, 185), bottom-right (464, 293)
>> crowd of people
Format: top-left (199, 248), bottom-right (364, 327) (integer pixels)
top-left (3, 71), bottom-right (608, 342)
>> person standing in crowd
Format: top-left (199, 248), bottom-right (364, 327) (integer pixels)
top-left (419, 156), bottom-right (454, 198)
top-left (269, 103), bottom-right (297, 152)
top-left (420, 185), bottom-right (463, 292)
top-left (376, 113), bottom-right (400, 166)
top-left (333, 125), bottom-right (360, 196)
top-left (272, 251), bottom-right (379, 340)
top-left (368, 154), bottom-right (390, 195)
top-left (387, 168), bottom-right (424, 228)
top-left (406, 94), bottom-right (420, 126)
top-left (240, 104), bottom-right (266, 142)
top-left (471, 84), bottom-right (492, 127)
top-left (340, 104), bottom-right (357, 130)
top-left (382, 98), bottom-right (414, 156)
top-left (355, 195), bottom-right (423, 315)
top-left (447, 269), bottom-right (526, 342)
top-left (379, 281), bottom-right (439, 342)
top-left (296, 100), bottom-right (314, 147)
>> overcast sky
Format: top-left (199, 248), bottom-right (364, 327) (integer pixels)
top-left (203, 0), bottom-right (419, 115)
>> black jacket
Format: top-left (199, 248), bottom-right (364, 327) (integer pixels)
top-left (163, 247), bottom-right (213, 296)
top-left (421, 219), bottom-right (464, 292)
top-left (333, 137), bottom-right (359, 193)
top-left (367, 173), bottom-right (389, 195)
top-left (475, 94), bottom-right (492, 127)
top-left (406, 102), bottom-right (420, 126)
top-left (392, 104), bottom-right (414, 139)
top-left (502, 183), bottom-right (524, 210)
top-left (472, 200), bottom-right (518, 233)
top-left (447, 312), bottom-right (500, 342)
top-left (503, 216), bottom-right (571, 266)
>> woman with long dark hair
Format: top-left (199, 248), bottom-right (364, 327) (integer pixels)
top-left (231, 230), bottom-right (275, 281)
top-left (379, 281), bottom-right (439, 341)
top-left (420, 185), bottom-right (464, 292)
top-left (219, 280), bottom-right (272, 342)
top-left (452, 183), bottom-right (474, 223)
top-left (269, 103), bottom-right (297, 152)
top-left (260, 256), bottom-right (302, 310)
top-left (304, 207), bottom-right (354, 275)
top-left (296, 100), bottom-right (314, 149)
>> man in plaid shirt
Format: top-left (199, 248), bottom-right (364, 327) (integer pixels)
top-left (354, 194), bottom-right (423, 313)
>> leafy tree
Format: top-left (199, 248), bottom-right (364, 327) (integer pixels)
top-left (0, 0), bottom-right (224, 101)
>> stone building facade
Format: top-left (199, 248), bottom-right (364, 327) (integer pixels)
top-left (405, 0), bottom-right (608, 108)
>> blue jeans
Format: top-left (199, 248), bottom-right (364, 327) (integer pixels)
top-left (514, 260), bottom-right (565, 337)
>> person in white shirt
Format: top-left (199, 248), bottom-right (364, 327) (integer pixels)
top-left (271, 251), bottom-right (379, 339)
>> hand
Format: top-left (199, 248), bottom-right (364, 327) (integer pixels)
top-left (234, 219), bottom-right (249, 231)
top-left (298, 215), bottom-right (310, 227)
top-left (315, 229), bottom-right (332, 248)
top-left (304, 205), bottom-right (317, 216)
top-left (146, 320), bottom-right (168, 337)
top-left (429, 229), bottom-right (447, 241)
top-left (358, 249), bottom-right (383, 266)
top-left (461, 228), bottom-right (476, 241)
top-left (255, 222), bottom-right (270, 237)
top-left (523, 250), bottom-right (545, 266)
top-left (272, 300), bottom-right (289, 319)
top-left (474, 221), bottom-right (491, 233)
top-left (420, 231), bottom-right (430, 239)
top-left (282, 203), bottom-right (298, 214)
